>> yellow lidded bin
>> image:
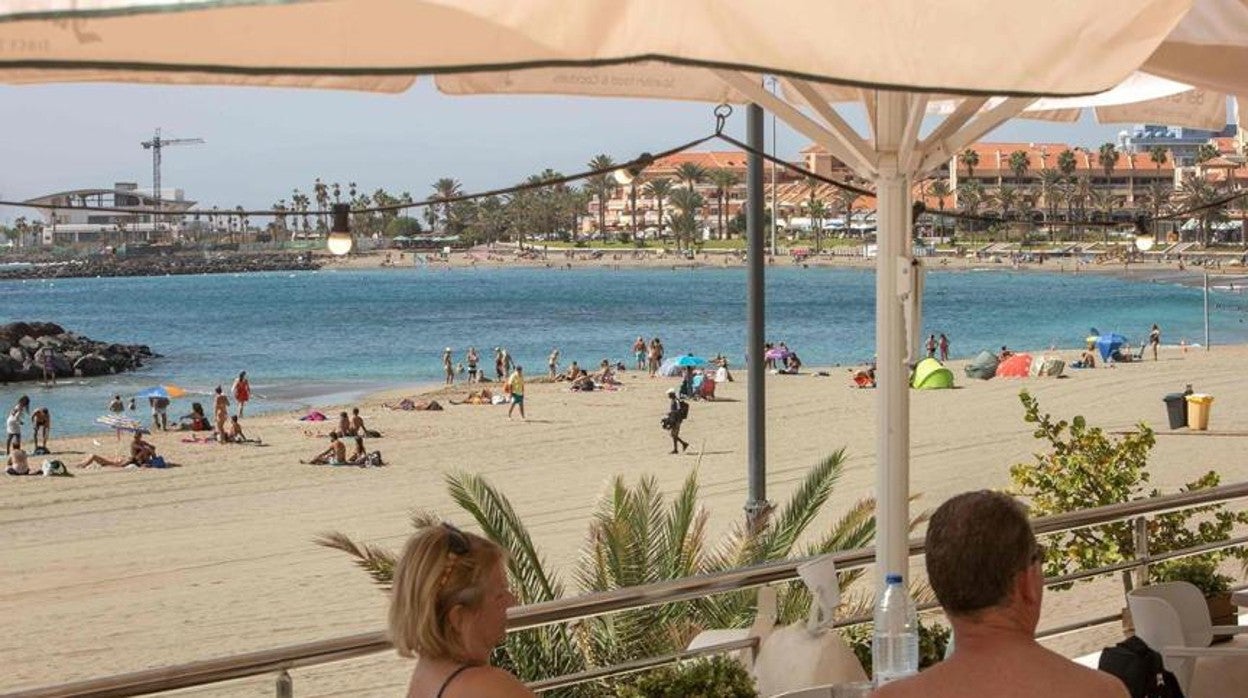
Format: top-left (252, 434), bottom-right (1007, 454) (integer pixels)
top-left (1186, 394), bottom-right (1214, 431)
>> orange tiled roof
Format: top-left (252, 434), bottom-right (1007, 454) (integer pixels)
top-left (648, 151), bottom-right (756, 171)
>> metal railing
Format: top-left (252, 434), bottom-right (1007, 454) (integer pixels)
top-left (6, 480), bottom-right (1248, 698)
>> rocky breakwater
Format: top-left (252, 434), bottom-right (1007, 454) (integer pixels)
top-left (0, 321), bottom-right (158, 383)
top-left (0, 253), bottom-right (321, 280)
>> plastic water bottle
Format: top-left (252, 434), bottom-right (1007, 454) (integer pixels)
top-left (872, 573), bottom-right (919, 686)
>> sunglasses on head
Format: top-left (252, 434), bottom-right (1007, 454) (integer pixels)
top-left (443, 522), bottom-right (470, 556)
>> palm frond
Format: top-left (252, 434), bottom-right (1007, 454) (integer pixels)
top-left (314, 531), bottom-right (396, 588)
top-left (446, 471), bottom-right (564, 603)
top-left (759, 449), bottom-right (846, 561)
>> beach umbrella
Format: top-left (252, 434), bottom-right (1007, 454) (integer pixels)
top-left (134, 384), bottom-right (187, 400)
top-left (3, 0), bottom-right (1244, 583)
top-left (95, 414), bottom-right (150, 435)
top-left (764, 347), bottom-right (791, 361)
top-left (674, 355), bottom-right (708, 368)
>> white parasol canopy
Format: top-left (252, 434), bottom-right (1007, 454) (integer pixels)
top-left (2, 0), bottom-right (1245, 582)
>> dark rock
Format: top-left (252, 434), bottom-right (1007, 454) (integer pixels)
top-left (0, 322), bottom-right (159, 384)
top-left (73, 354), bottom-right (111, 377)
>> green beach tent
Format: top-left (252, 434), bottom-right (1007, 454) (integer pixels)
top-left (911, 358), bottom-right (955, 390)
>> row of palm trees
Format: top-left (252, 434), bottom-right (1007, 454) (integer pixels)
top-left (921, 142), bottom-right (1245, 246)
top-left (420, 155), bottom-right (748, 249)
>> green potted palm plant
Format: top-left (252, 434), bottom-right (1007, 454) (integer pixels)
top-left (1149, 556), bottom-right (1237, 642)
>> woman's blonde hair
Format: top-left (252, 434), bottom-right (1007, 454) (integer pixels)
top-left (388, 523), bottom-right (507, 661)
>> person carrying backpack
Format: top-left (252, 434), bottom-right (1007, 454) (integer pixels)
top-left (663, 388), bottom-right (689, 454)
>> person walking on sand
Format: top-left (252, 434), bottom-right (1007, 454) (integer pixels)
top-left (1149, 324), bottom-right (1161, 361)
top-left (506, 365), bottom-right (526, 420)
top-left (232, 371), bottom-right (251, 417)
top-left (212, 386), bottom-right (230, 439)
top-left (548, 348), bottom-right (560, 379)
top-left (443, 348), bottom-right (455, 385)
top-left (926, 334), bottom-right (938, 359)
top-left (633, 336), bottom-right (647, 371)
top-left (939, 333), bottom-right (950, 362)
top-left (664, 388), bottom-right (689, 454)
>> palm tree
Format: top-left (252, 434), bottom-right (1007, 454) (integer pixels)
top-left (956, 181), bottom-right (984, 240)
top-left (1057, 149), bottom-right (1078, 180)
top-left (331, 182), bottom-right (341, 203)
top-left (925, 178), bottom-right (952, 237)
top-left (431, 178), bottom-right (463, 234)
top-left (1008, 150), bottom-right (1031, 188)
top-left (1138, 181), bottom-right (1172, 239)
top-left (1038, 169), bottom-right (1063, 242)
top-left (1195, 143), bottom-right (1220, 165)
top-left (959, 148), bottom-right (980, 182)
top-left (320, 451), bottom-right (909, 690)
top-left (668, 187), bottom-right (704, 251)
top-left (1089, 189), bottom-right (1120, 244)
top-left (586, 154), bottom-right (616, 240)
top-left (709, 169), bottom-right (740, 240)
top-left (313, 177), bottom-right (329, 231)
top-left (1148, 145), bottom-right (1169, 174)
top-left (643, 178), bottom-right (674, 242)
top-left (1097, 143), bottom-right (1120, 189)
top-left (991, 185), bottom-right (1020, 242)
top-left (1176, 173), bottom-right (1221, 246)
top-left (806, 199), bottom-right (826, 253)
top-left (676, 162), bottom-right (707, 192)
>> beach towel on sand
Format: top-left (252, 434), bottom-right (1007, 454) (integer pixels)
top-left (299, 410), bottom-right (328, 422)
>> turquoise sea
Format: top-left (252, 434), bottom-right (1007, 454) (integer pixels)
top-left (3, 266), bottom-right (1247, 436)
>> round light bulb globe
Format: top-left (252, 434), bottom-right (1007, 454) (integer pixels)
top-left (327, 231), bottom-right (354, 256)
top-left (612, 169), bottom-right (634, 186)
top-left (1134, 234), bottom-right (1156, 252)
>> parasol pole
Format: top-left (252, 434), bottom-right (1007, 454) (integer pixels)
top-left (874, 91), bottom-right (913, 583)
top-left (745, 102), bottom-right (770, 528)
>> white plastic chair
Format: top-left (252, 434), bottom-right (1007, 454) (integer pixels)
top-left (1127, 581), bottom-right (1248, 696)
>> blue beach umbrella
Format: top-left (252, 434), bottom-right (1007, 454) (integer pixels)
top-left (675, 354), bottom-right (708, 367)
top-left (135, 384), bottom-right (187, 400)
top-left (1094, 333), bottom-right (1128, 361)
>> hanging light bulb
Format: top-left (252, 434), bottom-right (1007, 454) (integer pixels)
top-left (326, 203), bottom-right (353, 256)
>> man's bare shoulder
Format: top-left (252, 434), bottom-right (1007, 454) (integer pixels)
top-left (871, 649), bottom-right (1128, 698)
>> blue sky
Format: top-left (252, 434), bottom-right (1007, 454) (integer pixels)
top-left (0, 81), bottom-right (1134, 224)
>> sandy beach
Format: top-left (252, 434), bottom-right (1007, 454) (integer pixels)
top-left (3, 343), bottom-right (1248, 696)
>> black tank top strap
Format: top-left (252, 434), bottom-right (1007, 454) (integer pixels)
top-left (436, 665), bottom-right (472, 698)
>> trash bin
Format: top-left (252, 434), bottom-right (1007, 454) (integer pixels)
top-left (1163, 393), bottom-right (1188, 429)
top-left (1186, 394), bottom-right (1214, 431)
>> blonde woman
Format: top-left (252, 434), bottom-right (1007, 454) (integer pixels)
top-left (390, 524), bottom-right (533, 698)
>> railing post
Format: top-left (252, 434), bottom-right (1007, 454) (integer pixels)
top-left (275, 669), bottom-right (292, 698)
top-left (1133, 516), bottom-right (1150, 591)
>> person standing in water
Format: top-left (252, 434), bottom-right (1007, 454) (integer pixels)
top-left (547, 348), bottom-right (560, 379)
top-left (232, 371), bottom-right (251, 418)
top-left (443, 348), bottom-right (455, 385)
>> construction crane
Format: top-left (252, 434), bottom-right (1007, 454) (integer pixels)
top-left (140, 128), bottom-right (203, 232)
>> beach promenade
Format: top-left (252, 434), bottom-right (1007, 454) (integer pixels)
top-left (2, 344), bottom-right (1247, 696)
